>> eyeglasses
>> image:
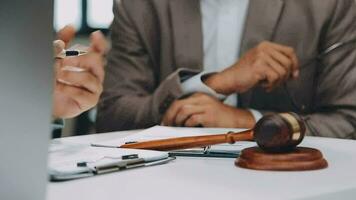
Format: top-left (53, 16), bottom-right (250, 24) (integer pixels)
top-left (283, 38), bottom-right (356, 112)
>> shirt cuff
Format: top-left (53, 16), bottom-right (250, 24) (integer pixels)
top-left (248, 109), bottom-right (263, 123)
top-left (180, 72), bottom-right (227, 100)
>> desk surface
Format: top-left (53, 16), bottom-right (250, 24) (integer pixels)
top-left (47, 130), bottom-right (356, 200)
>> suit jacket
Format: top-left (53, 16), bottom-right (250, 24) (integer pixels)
top-left (97, 0), bottom-right (356, 139)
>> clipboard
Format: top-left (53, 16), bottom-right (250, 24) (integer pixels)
top-left (48, 144), bottom-right (174, 181)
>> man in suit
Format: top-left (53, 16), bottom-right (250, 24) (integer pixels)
top-left (97, 0), bottom-right (356, 139)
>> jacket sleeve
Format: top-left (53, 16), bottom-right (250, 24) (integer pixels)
top-left (96, 1), bottom-right (198, 132)
top-left (301, 0), bottom-right (356, 139)
top-left (264, 0), bottom-right (356, 139)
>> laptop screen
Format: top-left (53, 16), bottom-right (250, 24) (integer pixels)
top-left (0, 1), bottom-right (53, 200)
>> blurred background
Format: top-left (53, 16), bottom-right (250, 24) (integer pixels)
top-left (54, 0), bottom-right (114, 137)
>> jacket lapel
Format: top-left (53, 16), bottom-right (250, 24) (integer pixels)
top-left (239, 0), bottom-right (285, 107)
top-left (169, 0), bottom-right (203, 70)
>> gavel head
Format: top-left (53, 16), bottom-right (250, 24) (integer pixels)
top-left (254, 112), bottom-right (306, 153)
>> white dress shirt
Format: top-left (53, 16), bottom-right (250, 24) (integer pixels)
top-left (181, 0), bottom-right (263, 122)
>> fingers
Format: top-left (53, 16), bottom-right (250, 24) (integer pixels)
top-left (162, 93), bottom-right (215, 126)
top-left (57, 27), bottom-right (107, 56)
top-left (53, 53), bottom-right (104, 119)
top-left (252, 58), bottom-right (281, 90)
top-left (61, 65), bottom-right (86, 72)
top-left (162, 93), bottom-right (241, 128)
top-left (265, 42), bottom-right (299, 78)
top-left (53, 40), bottom-right (65, 56)
top-left (56, 82), bottom-right (99, 112)
top-left (184, 114), bottom-right (205, 127)
top-left (80, 53), bottom-right (105, 83)
top-left (62, 53), bottom-right (105, 83)
top-left (162, 98), bottom-right (200, 126)
top-left (175, 105), bottom-right (205, 127)
top-left (264, 50), bottom-right (290, 89)
top-left (263, 67), bottom-right (280, 92)
top-left (57, 68), bottom-right (102, 94)
top-left (56, 26), bottom-right (106, 83)
top-left (57, 25), bottom-right (76, 47)
top-left (90, 31), bottom-right (108, 55)
top-left (252, 41), bottom-right (300, 91)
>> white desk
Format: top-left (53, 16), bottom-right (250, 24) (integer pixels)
top-left (47, 130), bottom-right (356, 200)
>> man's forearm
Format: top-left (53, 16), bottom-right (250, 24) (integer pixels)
top-left (96, 68), bottom-right (197, 132)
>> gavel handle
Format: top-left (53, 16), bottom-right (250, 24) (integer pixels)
top-left (120, 129), bottom-right (254, 151)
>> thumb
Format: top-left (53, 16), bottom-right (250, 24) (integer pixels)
top-left (90, 31), bottom-right (107, 55)
top-left (53, 40), bottom-right (65, 56)
top-left (57, 25), bottom-right (76, 47)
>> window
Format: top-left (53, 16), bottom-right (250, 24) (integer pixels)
top-left (54, 0), bottom-right (114, 34)
top-left (87, 0), bottom-right (114, 29)
top-left (54, 0), bottom-right (82, 31)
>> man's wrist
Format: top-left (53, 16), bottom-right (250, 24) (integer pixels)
top-left (232, 108), bottom-right (256, 129)
top-left (203, 73), bottom-right (230, 95)
top-left (180, 72), bottom-right (227, 100)
top-left (248, 109), bottom-right (263, 123)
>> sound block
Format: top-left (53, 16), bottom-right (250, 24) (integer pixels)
top-left (236, 147), bottom-right (328, 171)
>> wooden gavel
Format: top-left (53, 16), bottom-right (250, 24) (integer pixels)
top-left (121, 112), bottom-right (306, 153)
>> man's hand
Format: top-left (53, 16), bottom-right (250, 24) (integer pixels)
top-left (52, 26), bottom-right (107, 119)
top-left (204, 41), bottom-right (299, 94)
top-left (162, 93), bottom-right (255, 128)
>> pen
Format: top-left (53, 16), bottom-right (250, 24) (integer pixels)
top-left (169, 150), bottom-right (239, 158)
top-left (300, 38), bottom-right (356, 69)
top-left (55, 50), bottom-right (88, 59)
top-left (283, 38), bottom-right (356, 111)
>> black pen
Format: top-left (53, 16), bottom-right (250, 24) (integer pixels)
top-left (300, 38), bottom-right (356, 69)
top-left (169, 150), bottom-right (240, 158)
top-left (56, 50), bottom-right (88, 59)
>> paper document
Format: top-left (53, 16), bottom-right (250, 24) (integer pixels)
top-left (49, 141), bottom-right (171, 181)
top-left (92, 126), bottom-right (257, 152)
